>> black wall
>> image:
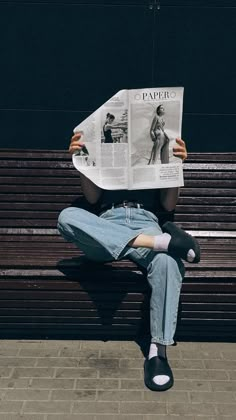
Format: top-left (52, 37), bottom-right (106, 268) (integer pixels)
top-left (0, 0), bottom-right (235, 151)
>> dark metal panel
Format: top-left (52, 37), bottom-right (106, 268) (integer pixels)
top-left (154, 6), bottom-right (236, 115)
top-left (0, 2), bottom-right (153, 111)
top-left (0, 109), bottom-right (89, 149)
top-left (0, 0), bottom-right (149, 4)
top-left (162, 1), bottom-right (236, 7)
top-left (182, 115), bottom-right (236, 153)
top-left (0, 1), bottom-right (235, 6)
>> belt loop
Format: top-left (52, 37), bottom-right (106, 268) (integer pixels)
top-left (137, 203), bottom-right (140, 209)
top-left (112, 202), bottom-right (114, 209)
top-left (123, 200), bottom-right (128, 208)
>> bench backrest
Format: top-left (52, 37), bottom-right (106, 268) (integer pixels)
top-left (0, 150), bottom-right (235, 237)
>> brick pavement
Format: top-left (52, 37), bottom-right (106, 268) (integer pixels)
top-left (0, 340), bottom-right (235, 420)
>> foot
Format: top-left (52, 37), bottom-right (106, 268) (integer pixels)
top-left (148, 343), bottom-right (170, 387)
top-left (144, 355), bottom-right (174, 391)
top-left (162, 221), bottom-right (200, 263)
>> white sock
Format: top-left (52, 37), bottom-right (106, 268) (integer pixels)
top-left (187, 249), bottom-right (195, 262)
top-left (153, 233), bottom-right (171, 252)
top-left (148, 343), bottom-right (170, 386)
top-left (153, 234), bottom-right (196, 263)
top-left (148, 343), bottom-right (158, 359)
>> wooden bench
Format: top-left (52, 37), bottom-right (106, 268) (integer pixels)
top-left (1, 149), bottom-right (236, 341)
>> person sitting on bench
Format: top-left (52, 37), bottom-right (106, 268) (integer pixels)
top-left (58, 132), bottom-right (200, 392)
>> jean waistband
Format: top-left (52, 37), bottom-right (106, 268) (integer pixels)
top-left (99, 201), bottom-right (144, 216)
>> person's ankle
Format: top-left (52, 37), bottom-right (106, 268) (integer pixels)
top-left (157, 343), bottom-right (167, 359)
top-left (148, 343), bottom-right (167, 359)
top-left (153, 233), bottom-right (171, 252)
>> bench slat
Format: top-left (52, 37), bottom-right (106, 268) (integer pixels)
top-left (1, 211), bottom-right (235, 222)
top-left (2, 220), bottom-right (235, 230)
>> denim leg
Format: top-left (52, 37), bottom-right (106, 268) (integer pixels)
top-left (57, 206), bottom-right (145, 262)
top-left (129, 247), bottom-right (184, 345)
top-left (58, 206), bottom-right (184, 344)
top-left (147, 253), bottom-right (184, 345)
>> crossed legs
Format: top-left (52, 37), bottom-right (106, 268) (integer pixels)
top-left (58, 206), bottom-right (194, 391)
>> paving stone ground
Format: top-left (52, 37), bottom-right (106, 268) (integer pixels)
top-left (0, 340), bottom-right (235, 420)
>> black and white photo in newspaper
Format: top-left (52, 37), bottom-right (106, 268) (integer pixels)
top-left (129, 87), bottom-right (184, 189)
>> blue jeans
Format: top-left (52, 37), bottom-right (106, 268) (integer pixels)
top-left (57, 206), bottom-right (185, 345)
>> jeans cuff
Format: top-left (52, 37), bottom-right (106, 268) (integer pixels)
top-left (151, 337), bottom-right (174, 346)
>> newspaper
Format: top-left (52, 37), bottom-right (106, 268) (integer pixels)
top-left (72, 87), bottom-right (184, 190)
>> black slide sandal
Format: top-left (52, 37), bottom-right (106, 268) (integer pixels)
top-left (162, 221), bottom-right (201, 263)
top-left (144, 356), bottom-right (174, 391)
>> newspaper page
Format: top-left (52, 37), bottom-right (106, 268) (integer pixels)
top-left (73, 89), bottom-right (129, 190)
top-left (72, 87), bottom-right (184, 190)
